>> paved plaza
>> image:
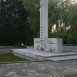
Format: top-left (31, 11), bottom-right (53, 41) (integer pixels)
top-left (0, 60), bottom-right (77, 77)
top-left (13, 49), bottom-right (77, 61)
top-left (0, 47), bottom-right (77, 77)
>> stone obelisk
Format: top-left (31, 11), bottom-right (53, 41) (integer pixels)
top-left (40, 0), bottom-right (48, 49)
top-left (34, 0), bottom-right (62, 52)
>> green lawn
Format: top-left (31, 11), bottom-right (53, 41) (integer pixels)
top-left (64, 74), bottom-right (77, 77)
top-left (52, 74), bottom-right (77, 77)
top-left (0, 53), bottom-right (29, 62)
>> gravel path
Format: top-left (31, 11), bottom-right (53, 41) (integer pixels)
top-left (0, 60), bottom-right (77, 77)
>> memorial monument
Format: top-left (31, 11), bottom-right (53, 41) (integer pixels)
top-left (34, 0), bottom-right (62, 52)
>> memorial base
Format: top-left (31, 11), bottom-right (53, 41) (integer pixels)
top-left (34, 38), bottom-right (62, 53)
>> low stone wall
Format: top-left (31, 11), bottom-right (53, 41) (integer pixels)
top-left (63, 46), bottom-right (77, 52)
top-left (27, 46), bottom-right (34, 49)
top-left (0, 46), bottom-right (14, 48)
top-left (0, 46), bottom-right (27, 49)
top-left (63, 46), bottom-right (77, 49)
top-left (0, 51), bottom-right (11, 53)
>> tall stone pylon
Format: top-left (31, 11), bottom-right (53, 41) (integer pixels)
top-left (34, 0), bottom-right (62, 52)
top-left (40, 0), bottom-right (48, 49)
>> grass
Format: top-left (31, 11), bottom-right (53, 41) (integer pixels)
top-left (64, 74), bottom-right (77, 77)
top-left (0, 53), bottom-right (29, 62)
top-left (51, 74), bottom-right (77, 77)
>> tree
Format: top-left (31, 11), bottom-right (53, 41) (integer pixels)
top-left (48, 0), bottom-right (77, 44)
top-left (0, 0), bottom-right (27, 45)
top-left (0, 0), bottom-right (77, 45)
top-left (67, 2), bottom-right (77, 44)
top-left (21, 0), bottom-right (40, 45)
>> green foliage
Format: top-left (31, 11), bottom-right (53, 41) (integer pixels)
top-left (14, 43), bottom-right (27, 48)
top-left (48, 0), bottom-right (77, 44)
top-left (64, 74), bottom-right (77, 77)
top-left (0, 53), bottom-right (29, 62)
top-left (0, 0), bottom-right (28, 45)
top-left (50, 74), bottom-right (77, 77)
top-left (21, 0), bottom-right (40, 45)
top-left (0, 0), bottom-right (77, 45)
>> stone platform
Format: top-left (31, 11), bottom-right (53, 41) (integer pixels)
top-left (12, 49), bottom-right (77, 61)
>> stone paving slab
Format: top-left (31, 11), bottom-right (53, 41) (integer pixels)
top-left (48, 55), bottom-right (77, 61)
top-left (0, 60), bottom-right (77, 77)
top-left (12, 49), bottom-right (77, 61)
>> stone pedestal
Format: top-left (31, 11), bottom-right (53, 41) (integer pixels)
top-left (34, 38), bottom-right (62, 53)
top-left (34, 38), bottom-right (40, 50)
top-left (46, 38), bottom-right (62, 53)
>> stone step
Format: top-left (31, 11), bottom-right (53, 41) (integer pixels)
top-left (13, 49), bottom-right (77, 61)
top-left (47, 55), bottom-right (77, 61)
top-left (43, 51), bottom-right (77, 58)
